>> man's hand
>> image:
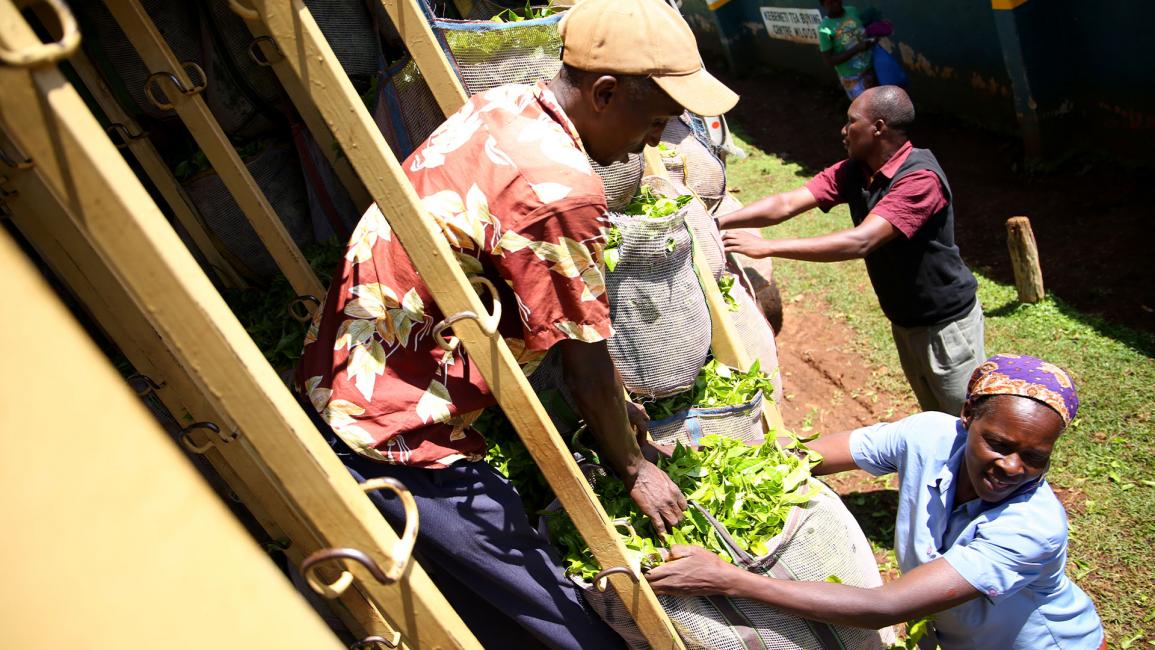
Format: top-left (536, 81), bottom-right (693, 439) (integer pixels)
top-left (722, 230), bottom-right (773, 258)
top-left (625, 400), bottom-right (649, 437)
top-left (624, 460), bottom-right (687, 537)
top-left (645, 545), bottom-right (744, 596)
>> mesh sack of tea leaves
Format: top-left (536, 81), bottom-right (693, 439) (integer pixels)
top-left (642, 359), bottom-right (767, 446)
top-left (604, 179), bottom-right (712, 397)
top-left (661, 114), bottom-right (728, 213)
top-left (537, 436), bottom-right (893, 650)
top-left (656, 174), bottom-right (727, 280)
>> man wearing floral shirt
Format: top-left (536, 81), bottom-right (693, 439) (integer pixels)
top-left (295, 0), bottom-right (739, 646)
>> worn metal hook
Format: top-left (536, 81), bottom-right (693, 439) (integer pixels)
top-left (591, 566), bottom-right (639, 593)
top-left (126, 373), bottom-right (164, 396)
top-left (432, 276), bottom-right (502, 352)
top-left (227, 0), bottom-right (260, 20)
top-left (0, 0), bottom-right (80, 67)
top-left (144, 62), bottom-right (208, 111)
top-left (247, 35), bottom-right (283, 67)
top-left (300, 548), bottom-right (390, 599)
top-left (178, 421), bottom-right (236, 454)
top-left (349, 633), bottom-right (401, 649)
top-left (105, 123), bottom-right (148, 149)
top-left (287, 295), bottom-right (321, 323)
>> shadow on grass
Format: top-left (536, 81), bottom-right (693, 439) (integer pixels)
top-left (982, 293), bottom-right (1155, 360)
top-left (837, 488), bottom-right (900, 549)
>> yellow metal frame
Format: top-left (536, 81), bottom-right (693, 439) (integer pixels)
top-left (102, 0), bottom-right (324, 300)
top-left (244, 1), bottom-right (685, 646)
top-left (0, 160), bottom-right (411, 646)
top-left (0, 227), bottom-right (346, 650)
top-left (373, 0), bottom-right (469, 114)
top-left (63, 47), bottom-right (248, 290)
top-left (0, 4), bottom-right (476, 648)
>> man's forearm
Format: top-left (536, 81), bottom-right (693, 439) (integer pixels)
top-left (762, 231), bottom-right (874, 262)
top-left (560, 341), bottom-right (643, 480)
top-left (718, 194), bottom-right (797, 230)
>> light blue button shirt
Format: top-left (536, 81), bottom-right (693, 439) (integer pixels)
top-left (849, 412), bottom-right (1103, 649)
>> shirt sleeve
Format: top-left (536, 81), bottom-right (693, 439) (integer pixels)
top-left (490, 197), bottom-right (613, 351)
top-left (848, 419), bottom-right (909, 476)
top-left (942, 510), bottom-right (1064, 605)
top-left (817, 23), bottom-right (834, 52)
top-left (869, 170), bottom-right (948, 238)
top-left (804, 160), bottom-right (853, 212)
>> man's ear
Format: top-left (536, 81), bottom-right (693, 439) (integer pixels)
top-left (873, 118), bottom-right (886, 136)
top-left (590, 75), bottom-right (619, 113)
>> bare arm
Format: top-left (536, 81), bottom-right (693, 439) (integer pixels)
top-left (647, 546), bottom-right (980, 629)
top-left (722, 213), bottom-right (899, 262)
top-left (717, 187), bottom-right (819, 230)
top-left (803, 430), bottom-right (860, 476)
top-left (820, 38), bottom-right (875, 68)
top-left (559, 340), bottom-right (687, 534)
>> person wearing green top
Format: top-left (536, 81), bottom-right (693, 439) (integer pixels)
top-left (817, 0), bottom-right (876, 99)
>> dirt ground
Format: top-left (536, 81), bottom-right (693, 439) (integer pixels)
top-left (722, 70), bottom-right (1152, 335)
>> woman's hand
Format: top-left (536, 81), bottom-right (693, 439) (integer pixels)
top-left (645, 545), bottom-right (746, 596)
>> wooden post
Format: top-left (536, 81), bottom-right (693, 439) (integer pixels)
top-left (373, 0), bottom-right (469, 115)
top-left (0, 5), bottom-right (478, 648)
top-left (245, 2), bottom-right (686, 646)
top-left (1006, 216), bottom-right (1045, 303)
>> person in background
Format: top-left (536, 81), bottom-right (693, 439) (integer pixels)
top-left (817, 0), bottom-right (876, 100)
top-left (294, 0), bottom-right (738, 647)
top-left (647, 354), bottom-right (1105, 650)
top-left (719, 86), bottom-right (982, 416)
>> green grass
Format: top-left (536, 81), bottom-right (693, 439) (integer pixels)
top-left (726, 131), bottom-right (1155, 645)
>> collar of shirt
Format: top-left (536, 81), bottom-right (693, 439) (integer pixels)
top-left (868, 139), bottom-right (914, 186)
top-left (532, 80), bottom-right (587, 155)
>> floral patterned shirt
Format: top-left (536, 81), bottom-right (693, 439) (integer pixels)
top-left (296, 82), bottom-right (613, 468)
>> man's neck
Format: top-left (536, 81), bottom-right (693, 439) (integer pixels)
top-left (861, 138), bottom-right (908, 175)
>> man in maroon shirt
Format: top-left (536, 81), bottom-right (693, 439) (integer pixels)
top-left (719, 86), bottom-right (983, 415)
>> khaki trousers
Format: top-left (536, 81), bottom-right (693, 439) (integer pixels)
top-left (891, 300), bottom-right (985, 416)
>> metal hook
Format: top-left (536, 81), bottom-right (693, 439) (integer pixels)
top-left (227, 0), bottom-right (260, 20)
top-left (178, 421), bottom-right (236, 454)
top-left (126, 373), bottom-right (164, 396)
top-left (432, 276), bottom-right (502, 352)
top-left (591, 566), bottom-right (639, 593)
top-left (299, 548), bottom-right (391, 599)
top-left (0, 0), bottom-right (80, 67)
top-left (350, 633), bottom-right (401, 649)
top-left (144, 62), bottom-right (208, 111)
top-left (359, 478), bottom-right (419, 580)
top-left (105, 123), bottom-right (148, 149)
top-left (287, 295), bottom-right (321, 323)
top-left (247, 36), bottom-right (283, 67)
top-left (300, 478), bottom-right (420, 599)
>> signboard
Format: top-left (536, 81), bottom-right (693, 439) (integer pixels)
top-left (759, 7), bottom-right (822, 44)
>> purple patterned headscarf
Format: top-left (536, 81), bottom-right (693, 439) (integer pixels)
top-left (966, 354), bottom-right (1079, 426)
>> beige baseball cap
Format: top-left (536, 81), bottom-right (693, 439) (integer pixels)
top-left (558, 0), bottom-right (739, 116)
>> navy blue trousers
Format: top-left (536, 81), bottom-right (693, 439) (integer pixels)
top-left (329, 434), bottom-right (626, 650)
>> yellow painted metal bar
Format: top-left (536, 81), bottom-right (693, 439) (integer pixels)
top-left (249, 1), bottom-right (685, 646)
top-left (375, 0), bottom-right (469, 114)
top-left (0, 160), bottom-right (406, 646)
top-left (0, 5), bottom-right (475, 649)
top-left (101, 0), bottom-right (324, 300)
top-left (238, 20), bottom-right (373, 213)
top-left (0, 228), bottom-right (345, 650)
top-left (64, 47), bottom-right (248, 289)
top-left (991, 0), bottom-right (1028, 10)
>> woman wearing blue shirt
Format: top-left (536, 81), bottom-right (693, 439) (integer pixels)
top-left (646, 354), bottom-right (1104, 648)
